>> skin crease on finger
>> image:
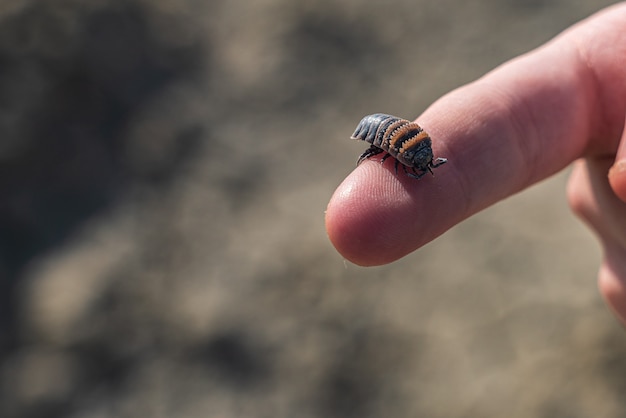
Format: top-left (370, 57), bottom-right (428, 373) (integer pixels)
top-left (326, 3), bottom-right (626, 266)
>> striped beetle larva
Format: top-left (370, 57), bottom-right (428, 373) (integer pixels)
top-left (351, 113), bottom-right (447, 179)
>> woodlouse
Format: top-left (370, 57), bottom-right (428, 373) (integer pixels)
top-left (350, 113), bottom-right (447, 179)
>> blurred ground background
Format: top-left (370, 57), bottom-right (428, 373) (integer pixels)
top-left (0, 0), bottom-right (624, 417)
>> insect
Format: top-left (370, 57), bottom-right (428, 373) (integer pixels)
top-left (350, 113), bottom-right (447, 179)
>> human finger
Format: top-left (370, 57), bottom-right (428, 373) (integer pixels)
top-left (326, 5), bottom-right (626, 266)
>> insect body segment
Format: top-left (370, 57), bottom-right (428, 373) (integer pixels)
top-left (351, 113), bottom-right (447, 179)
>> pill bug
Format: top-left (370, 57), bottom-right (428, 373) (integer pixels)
top-left (350, 113), bottom-right (447, 179)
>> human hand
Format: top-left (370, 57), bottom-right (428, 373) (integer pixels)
top-left (325, 4), bottom-right (626, 324)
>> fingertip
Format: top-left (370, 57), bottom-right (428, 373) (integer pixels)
top-left (608, 159), bottom-right (626, 203)
top-left (325, 164), bottom-right (407, 266)
top-left (325, 158), bottom-right (463, 266)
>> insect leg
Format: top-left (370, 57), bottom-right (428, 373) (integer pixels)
top-left (407, 167), bottom-right (428, 180)
top-left (431, 157), bottom-right (447, 168)
top-left (356, 146), bottom-right (384, 166)
top-left (380, 153), bottom-right (393, 165)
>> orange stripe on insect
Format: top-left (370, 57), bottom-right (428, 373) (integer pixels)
top-left (384, 120), bottom-right (410, 149)
top-left (399, 130), bottom-right (430, 153)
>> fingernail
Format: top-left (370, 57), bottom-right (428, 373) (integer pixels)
top-left (608, 159), bottom-right (626, 178)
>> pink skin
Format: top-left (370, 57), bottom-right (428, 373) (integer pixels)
top-left (325, 4), bottom-right (626, 325)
